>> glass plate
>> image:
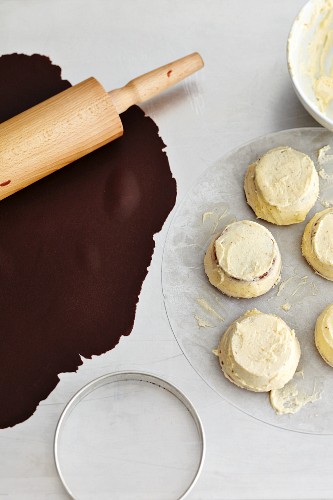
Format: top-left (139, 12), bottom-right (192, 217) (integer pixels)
top-left (162, 128), bottom-right (333, 435)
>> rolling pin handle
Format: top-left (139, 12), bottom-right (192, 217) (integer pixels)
top-left (108, 52), bottom-right (204, 114)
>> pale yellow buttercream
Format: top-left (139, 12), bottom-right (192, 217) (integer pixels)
top-left (315, 303), bottom-right (333, 367)
top-left (270, 375), bottom-right (322, 415)
top-left (217, 310), bottom-right (301, 392)
top-left (204, 220), bottom-right (281, 298)
top-left (215, 220), bottom-right (275, 280)
top-left (305, 0), bottom-right (333, 111)
top-left (244, 147), bottom-right (319, 225)
top-left (302, 208), bottom-right (333, 280)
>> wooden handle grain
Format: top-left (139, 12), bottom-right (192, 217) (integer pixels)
top-left (0, 53), bottom-right (204, 201)
top-left (0, 78), bottom-right (123, 201)
top-left (108, 52), bottom-right (204, 113)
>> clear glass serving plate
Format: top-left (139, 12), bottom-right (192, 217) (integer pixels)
top-left (162, 128), bottom-right (333, 434)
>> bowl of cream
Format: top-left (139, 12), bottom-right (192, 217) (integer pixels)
top-left (288, 0), bottom-right (333, 130)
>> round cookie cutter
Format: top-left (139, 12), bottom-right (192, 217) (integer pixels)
top-left (54, 371), bottom-right (205, 499)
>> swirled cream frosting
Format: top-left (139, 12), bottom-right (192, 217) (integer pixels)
top-left (315, 303), bottom-right (333, 367)
top-left (302, 208), bottom-right (333, 280)
top-left (204, 220), bottom-right (281, 298)
top-left (217, 309), bottom-right (301, 392)
top-left (244, 146), bottom-right (319, 225)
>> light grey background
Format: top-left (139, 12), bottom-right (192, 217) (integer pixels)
top-left (1, 0), bottom-right (330, 499)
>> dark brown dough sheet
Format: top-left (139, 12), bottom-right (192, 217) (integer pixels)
top-left (0, 54), bottom-right (176, 428)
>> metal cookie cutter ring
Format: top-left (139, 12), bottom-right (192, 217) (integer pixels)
top-left (54, 371), bottom-right (206, 499)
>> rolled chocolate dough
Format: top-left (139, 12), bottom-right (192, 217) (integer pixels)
top-left (0, 54), bottom-right (176, 428)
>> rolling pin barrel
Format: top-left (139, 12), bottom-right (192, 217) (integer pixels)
top-left (0, 52), bottom-right (204, 201)
top-left (0, 78), bottom-right (123, 200)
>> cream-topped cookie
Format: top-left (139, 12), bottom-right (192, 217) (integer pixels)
top-left (244, 146), bottom-right (319, 225)
top-left (315, 304), bottom-right (333, 367)
top-left (302, 208), bottom-right (333, 280)
top-left (217, 309), bottom-right (301, 392)
top-left (204, 220), bottom-right (281, 298)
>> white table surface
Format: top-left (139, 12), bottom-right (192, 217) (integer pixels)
top-left (1, 0), bottom-right (331, 499)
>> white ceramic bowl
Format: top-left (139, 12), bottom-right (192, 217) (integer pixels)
top-left (288, 0), bottom-right (333, 130)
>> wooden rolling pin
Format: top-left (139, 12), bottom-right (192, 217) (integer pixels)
top-left (0, 52), bottom-right (204, 200)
